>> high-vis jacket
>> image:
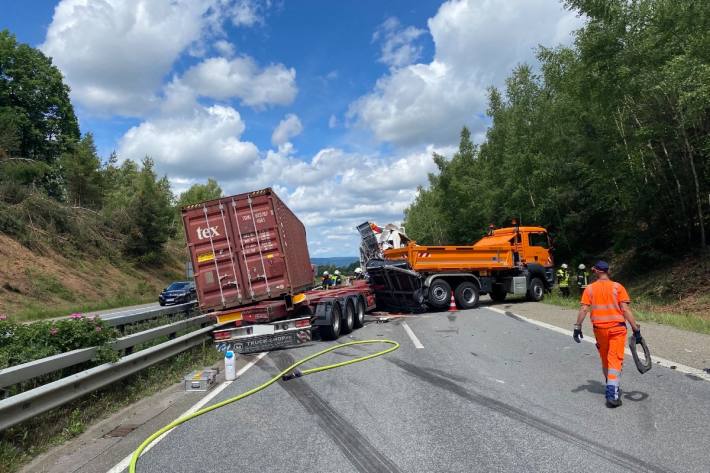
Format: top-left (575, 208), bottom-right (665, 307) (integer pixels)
top-left (556, 269), bottom-right (570, 288)
top-left (581, 280), bottom-right (630, 328)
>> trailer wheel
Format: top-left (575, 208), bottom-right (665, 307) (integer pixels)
top-left (428, 279), bottom-right (452, 310)
top-left (527, 277), bottom-right (544, 302)
top-left (320, 302), bottom-right (342, 340)
top-left (354, 297), bottom-right (366, 328)
top-left (490, 285), bottom-right (507, 303)
top-left (342, 300), bottom-right (355, 334)
top-left (455, 281), bottom-right (480, 309)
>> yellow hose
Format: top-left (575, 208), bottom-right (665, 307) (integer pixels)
top-left (129, 339), bottom-right (399, 473)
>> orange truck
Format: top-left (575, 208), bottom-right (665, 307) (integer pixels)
top-left (362, 223), bottom-right (555, 311)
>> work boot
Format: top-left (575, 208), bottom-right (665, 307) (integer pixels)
top-left (605, 385), bottom-right (622, 408)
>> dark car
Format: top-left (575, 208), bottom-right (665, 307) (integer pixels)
top-left (159, 281), bottom-right (196, 306)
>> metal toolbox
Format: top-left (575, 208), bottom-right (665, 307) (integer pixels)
top-left (184, 369), bottom-right (217, 392)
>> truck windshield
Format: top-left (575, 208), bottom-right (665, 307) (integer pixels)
top-left (528, 232), bottom-right (549, 248)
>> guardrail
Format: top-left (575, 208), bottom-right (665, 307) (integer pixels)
top-left (0, 302), bottom-right (215, 431)
top-left (101, 301), bottom-right (197, 331)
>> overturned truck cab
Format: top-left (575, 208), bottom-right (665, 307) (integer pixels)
top-left (359, 222), bottom-right (555, 312)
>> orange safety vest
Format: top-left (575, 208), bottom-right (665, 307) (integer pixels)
top-left (582, 280), bottom-right (629, 328)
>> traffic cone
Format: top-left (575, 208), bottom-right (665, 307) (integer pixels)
top-left (448, 293), bottom-right (458, 312)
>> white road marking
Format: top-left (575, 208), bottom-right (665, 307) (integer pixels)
top-left (401, 321), bottom-right (424, 349)
top-left (105, 352), bottom-right (268, 473)
top-left (486, 306), bottom-right (710, 382)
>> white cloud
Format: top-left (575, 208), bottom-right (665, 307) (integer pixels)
top-left (214, 39), bottom-right (236, 57)
top-left (328, 114), bottom-right (338, 128)
top-left (228, 0), bottom-right (267, 27)
top-left (183, 56), bottom-right (297, 107)
top-left (374, 17), bottom-right (425, 69)
top-left (349, 0), bottom-right (584, 146)
top-left (118, 104), bottom-right (259, 177)
top-left (41, 0), bottom-right (217, 116)
top-left (271, 114), bottom-right (303, 146)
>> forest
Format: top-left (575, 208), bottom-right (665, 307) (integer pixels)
top-left (404, 0), bottom-right (709, 265)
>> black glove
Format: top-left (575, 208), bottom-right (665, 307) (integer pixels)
top-left (573, 325), bottom-right (583, 343)
top-left (633, 327), bottom-right (643, 344)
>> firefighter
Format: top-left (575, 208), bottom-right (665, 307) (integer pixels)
top-left (556, 263), bottom-right (570, 297)
top-left (576, 264), bottom-right (590, 290)
top-left (573, 261), bottom-right (642, 408)
top-left (354, 267), bottom-right (364, 279)
top-left (333, 270), bottom-right (342, 286)
top-left (321, 271), bottom-right (331, 288)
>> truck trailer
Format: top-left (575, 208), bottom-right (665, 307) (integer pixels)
top-left (360, 222), bottom-right (555, 311)
top-left (182, 188), bottom-right (375, 353)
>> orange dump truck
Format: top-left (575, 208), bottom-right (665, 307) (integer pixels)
top-left (362, 224), bottom-right (555, 311)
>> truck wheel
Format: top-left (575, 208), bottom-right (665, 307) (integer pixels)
top-left (320, 302), bottom-right (342, 340)
top-left (342, 300), bottom-right (355, 334)
top-left (527, 277), bottom-right (544, 302)
top-left (455, 281), bottom-right (480, 309)
top-left (353, 297), bottom-right (366, 328)
top-left (490, 285), bottom-right (507, 303)
top-left (428, 279), bottom-right (452, 310)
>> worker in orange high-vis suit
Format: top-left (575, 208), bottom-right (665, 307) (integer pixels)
top-left (573, 260), bottom-right (643, 408)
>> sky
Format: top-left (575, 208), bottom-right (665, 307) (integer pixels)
top-left (1, 0), bottom-right (585, 257)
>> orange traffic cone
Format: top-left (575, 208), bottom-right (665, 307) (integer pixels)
top-left (448, 293), bottom-right (458, 312)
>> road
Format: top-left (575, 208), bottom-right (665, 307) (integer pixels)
top-left (125, 305), bottom-right (709, 473)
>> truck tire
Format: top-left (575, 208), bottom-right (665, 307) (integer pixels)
top-left (341, 300), bottom-right (355, 334)
top-left (354, 296), bottom-right (366, 328)
top-left (527, 277), bottom-right (544, 302)
top-left (427, 279), bottom-right (452, 310)
top-left (490, 285), bottom-right (507, 302)
top-left (320, 302), bottom-right (342, 340)
top-left (454, 281), bottom-right (480, 309)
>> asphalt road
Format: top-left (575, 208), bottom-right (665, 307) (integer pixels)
top-left (129, 307), bottom-right (709, 473)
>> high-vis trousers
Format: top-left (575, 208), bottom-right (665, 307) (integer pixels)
top-left (593, 324), bottom-right (627, 400)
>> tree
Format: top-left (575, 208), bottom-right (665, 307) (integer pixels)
top-left (177, 179), bottom-right (223, 208)
top-left (0, 30), bottom-right (79, 164)
top-left (60, 134), bottom-right (102, 208)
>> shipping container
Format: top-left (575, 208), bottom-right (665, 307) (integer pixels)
top-left (182, 188), bottom-right (314, 311)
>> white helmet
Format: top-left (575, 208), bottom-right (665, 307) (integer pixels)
top-left (323, 271), bottom-right (329, 275)
top-left (334, 270), bottom-right (341, 275)
top-left (354, 267), bottom-right (363, 274)
top-left (578, 264), bottom-right (586, 270)
top-left (561, 263), bottom-right (568, 269)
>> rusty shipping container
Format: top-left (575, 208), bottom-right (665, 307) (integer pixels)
top-left (182, 188), bottom-right (313, 311)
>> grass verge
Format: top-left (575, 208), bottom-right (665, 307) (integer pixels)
top-left (0, 343), bottom-right (222, 473)
top-left (544, 291), bottom-right (710, 335)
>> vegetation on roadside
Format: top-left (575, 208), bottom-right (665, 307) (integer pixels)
top-left (0, 344), bottom-right (222, 473)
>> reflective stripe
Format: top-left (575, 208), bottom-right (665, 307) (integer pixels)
top-left (591, 304), bottom-right (620, 310)
top-left (608, 368), bottom-right (621, 376)
top-left (607, 379), bottom-right (620, 386)
top-left (591, 314), bottom-right (626, 321)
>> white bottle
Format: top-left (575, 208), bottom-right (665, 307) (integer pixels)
top-left (224, 350), bottom-right (236, 381)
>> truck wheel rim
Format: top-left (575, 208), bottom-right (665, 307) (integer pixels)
top-left (534, 284), bottom-right (543, 298)
top-left (357, 301), bottom-right (365, 323)
top-left (433, 287), bottom-right (446, 301)
top-left (462, 288), bottom-right (476, 303)
top-left (333, 309), bottom-right (340, 331)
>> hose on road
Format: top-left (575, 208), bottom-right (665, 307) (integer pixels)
top-left (129, 339), bottom-right (400, 473)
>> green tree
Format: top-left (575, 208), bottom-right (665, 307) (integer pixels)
top-left (177, 178), bottom-right (223, 208)
top-left (0, 30), bottom-right (79, 164)
top-left (60, 134), bottom-right (103, 208)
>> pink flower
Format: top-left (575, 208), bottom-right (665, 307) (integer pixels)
top-left (50, 327), bottom-right (59, 336)
top-left (94, 326), bottom-right (102, 332)
top-left (0, 314), bottom-right (7, 321)
top-left (69, 313), bottom-right (83, 319)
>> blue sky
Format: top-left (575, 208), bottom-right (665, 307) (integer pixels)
top-left (1, 0), bottom-right (584, 256)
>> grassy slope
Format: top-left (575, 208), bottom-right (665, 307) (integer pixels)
top-left (0, 235), bottom-right (186, 321)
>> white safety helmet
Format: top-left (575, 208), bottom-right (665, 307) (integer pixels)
top-left (578, 264), bottom-right (586, 270)
top-left (561, 263), bottom-right (568, 269)
top-left (354, 267), bottom-right (363, 274)
top-left (323, 271), bottom-right (329, 276)
top-left (334, 270), bottom-right (341, 275)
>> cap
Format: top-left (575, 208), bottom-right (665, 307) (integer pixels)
top-left (593, 260), bottom-right (609, 272)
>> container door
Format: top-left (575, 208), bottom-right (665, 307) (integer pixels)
top-left (228, 194), bottom-right (289, 300)
top-left (185, 201), bottom-right (246, 309)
